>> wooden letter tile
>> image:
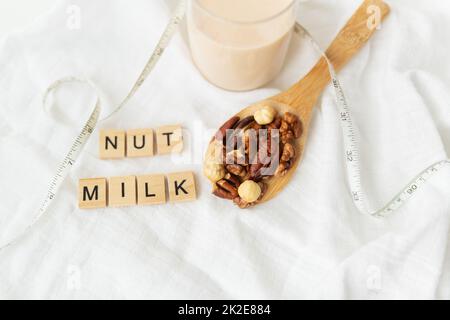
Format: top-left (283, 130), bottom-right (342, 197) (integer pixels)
top-left (167, 172), bottom-right (197, 203)
top-left (78, 178), bottom-right (107, 209)
top-left (155, 125), bottom-right (183, 155)
top-left (109, 176), bottom-right (137, 207)
top-left (127, 129), bottom-right (154, 158)
top-left (99, 129), bottom-right (126, 159)
top-left (137, 174), bottom-right (166, 205)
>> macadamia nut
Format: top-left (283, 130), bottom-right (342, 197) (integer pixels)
top-left (238, 180), bottom-right (262, 203)
top-left (254, 105), bottom-right (277, 125)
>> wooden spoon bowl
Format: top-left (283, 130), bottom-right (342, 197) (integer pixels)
top-left (205, 0), bottom-right (390, 205)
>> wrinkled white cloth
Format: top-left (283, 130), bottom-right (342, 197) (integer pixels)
top-left (0, 0), bottom-right (449, 299)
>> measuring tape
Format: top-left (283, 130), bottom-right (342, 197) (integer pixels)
top-left (0, 1), bottom-right (186, 252)
top-left (0, 77), bottom-right (102, 253)
top-left (1, 1), bottom-right (449, 253)
top-left (294, 23), bottom-right (450, 217)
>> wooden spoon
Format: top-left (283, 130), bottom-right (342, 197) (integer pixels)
top-left (205, 0), bottom-right (390, 204)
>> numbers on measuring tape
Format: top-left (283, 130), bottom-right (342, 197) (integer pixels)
top-left (407, 184), bottom-right (418, 195)
top-left (346, 150), bottom-right (354, 162)
top-left (295, 22), bottom-right (450, 218)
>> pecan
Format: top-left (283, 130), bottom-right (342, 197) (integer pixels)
top-left (233, 197), bottom-right (253, 209)
top-left (260, 157), bottom-right (280, 177)
top-left (243, 134), bottom-right (250, 153)
top-left (224, 116), bottom-right (255, 150)
top-left (225, 117), bottom-right (253, 149)
top-left (283, 112), bottom-right (298, 125)
top-left (235, 116), bottom-right (255, 130)
top-left (220, 145), bottom-right (228, 164)
top-left (280, 120), bottom-right (290, 134)
top-left (248, 122), bottom-right (262, 131)
top-left (257, 182), bottom-right (268, 201)
top-left (249, 163), bottom-right (264, 180)
top-left (280, 118), bottom-right (296, 143)
top-left (213, 187), bottom-right (235, 200)
top-left (258, 135), bottom-right (272, 164)
top-left (281, 143), bottom-right (295, 162)
top-left (212, 111), bottom-right (300, 208)
top-left (292, 119), bottom-right (303, 139)
top-left (224, 173), bottom-right (241, 187)
top-left (226, 164), bottom-right (246, 177)
top-left (258, 148), bottom-right (272, 167)
top-left (267, 116), bottom-right (282, 130)
top-left (217, 179), bottom-right (239, 198)
top-left (258, 132), bottom-right (277, 162)
top-left (281, 131), bottom-right (295, 144)
top-left (243, 128), bottom-right (258, 158)
top-left (281, 113), bottom-right (302, 139)
top-left (213, 171), bottom-right (242, 199)
top-left (225, 133), bottom-right (240, 152)
top-left (225, 149), bottom-right (247, 165)
top-left (275, 161), bottom-right (290, 177)
top-left (215, 116), bottom-right (240, 142)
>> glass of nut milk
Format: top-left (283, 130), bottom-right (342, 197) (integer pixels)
top-left (187, 0), bottom-right (298, 91)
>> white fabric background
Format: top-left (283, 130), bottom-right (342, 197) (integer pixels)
top-left (0, 0), bottom-right (449, 299)
top-left (0, 0), bottom-right (57, 38)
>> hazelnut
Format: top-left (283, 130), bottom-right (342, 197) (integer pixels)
top-left (204, 141), bottom-right (226, 182)
top-left (254, 105), bottom-right (277, 125)
top-left (238, 180), bottom-right (262, 203)
top-left (204, 162), bottom-right (226, 183)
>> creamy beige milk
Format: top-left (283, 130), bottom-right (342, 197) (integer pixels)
top-left (188, 0), bottom-right (296, 91)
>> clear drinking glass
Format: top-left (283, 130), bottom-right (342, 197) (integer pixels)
top-left (187, 0), bottom-right (298, 91)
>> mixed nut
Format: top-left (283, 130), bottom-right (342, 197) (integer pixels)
top-left (204, 105), bottom-right (303, 209)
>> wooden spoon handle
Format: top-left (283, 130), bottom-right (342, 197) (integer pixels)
top-left (274, 0), bottom-right (390, 110)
